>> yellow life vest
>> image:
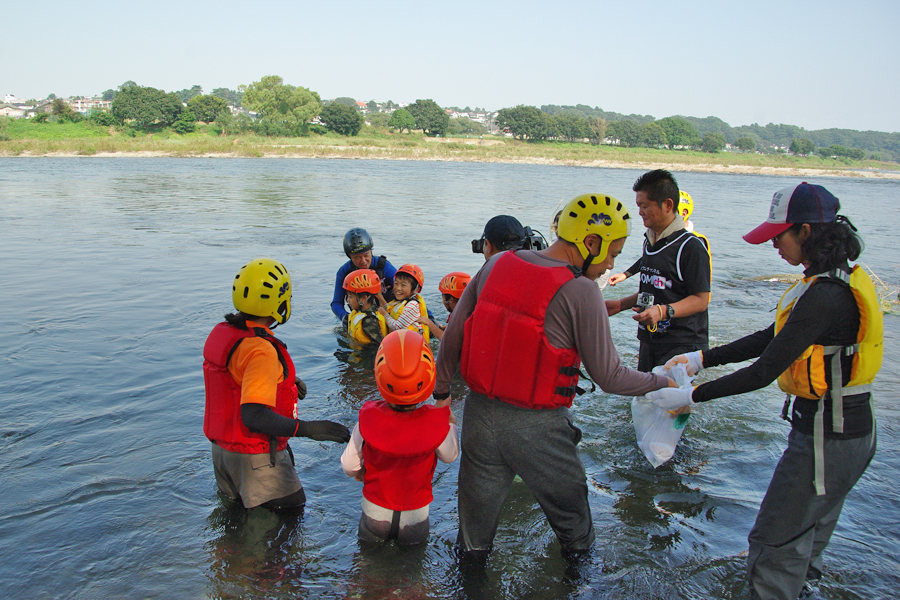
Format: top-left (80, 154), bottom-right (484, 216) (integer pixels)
top-left (773, 265), bottom-right (882, 496)
top-left (775, 265), bottom-right (882, 401)
top-left (347, 310), bottom-right (387, 345)
top-left (385, 294), bottom-right (430, 342)
top-left (694, 229), bottom-right (712, 301)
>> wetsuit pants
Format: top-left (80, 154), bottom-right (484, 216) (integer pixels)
top-left (357, 498), bottom-right (430, 546)
top-left (457, 392), bottom-right (595, 553)
top-left (747, 427), bottom-right (876, 600)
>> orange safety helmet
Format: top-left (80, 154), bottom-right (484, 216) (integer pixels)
top-left (439, 272), bottom-right (471, 299)
top-left (396, 264), bottom-right (424, 291)
top-left (374, 330), bottom-right (436, 405)
top-left (342, 269), bottom-right (381, 295)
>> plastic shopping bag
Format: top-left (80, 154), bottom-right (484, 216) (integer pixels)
top-left (631, 363), bottom-right (693, 468)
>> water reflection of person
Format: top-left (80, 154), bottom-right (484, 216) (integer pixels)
top-left (206, 501), bottom-right (309, 598)
top-left (648, 183), bottom-right (881, 600)
top-left (612, 465), bottom-right (709, 551)
top-left (435, 194), bottom-right (674, 558)
top-left (203, 258), bottom-right (351, 510)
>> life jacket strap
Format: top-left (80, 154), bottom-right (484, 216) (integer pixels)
top-left (252, 327), bottom-right (290, 380)
top-left (813, 395), bottom-right (827, 496)
top-left (555, 367), bottom-right (595, 397)
top-left (780, 393), bottom-right (793, 423)
top-left (268, 435), bottom-right (277, 467)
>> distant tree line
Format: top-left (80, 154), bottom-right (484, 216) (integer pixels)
top-left (495, 104), bottom-right (898, 160)
top-left (80, 76), bottom-right (458, 139)
top-left (23, 81), bottom-right (899, 159)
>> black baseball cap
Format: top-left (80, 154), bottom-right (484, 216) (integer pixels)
top-left (483, 215), bottom-right (526, 246)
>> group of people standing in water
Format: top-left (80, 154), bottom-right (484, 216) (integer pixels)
top-left (202, 169), bottom-right (882, 600)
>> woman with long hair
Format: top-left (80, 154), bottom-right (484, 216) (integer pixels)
top-left (647, 183), bottom-right (882, 600)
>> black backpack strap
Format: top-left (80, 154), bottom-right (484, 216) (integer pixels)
top-left (225, 338), bottom-right (245, 369)
top-left (251, 327), bottom-right (290, 381)
top-left (372, 255), bottom-right (389, 279)
top-left (566, 265), bottom-right (582, 278)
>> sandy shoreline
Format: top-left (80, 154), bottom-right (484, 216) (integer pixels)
top-left (7, 149), bottom-right (900, 179)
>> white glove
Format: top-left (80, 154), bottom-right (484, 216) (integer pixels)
top-left (645, 387), bottom-right (695, 411)
top-left (664, 350), bottom-right (704, 376)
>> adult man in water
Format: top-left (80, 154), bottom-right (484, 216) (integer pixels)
top-left (331, 228), bottom-right (397, 321)
top-left (435, 194), bottom-right (673, 556)
top-left (474, 215), bottom-right (527, 260)
top-left (204, 258), bottom-right (351, 509)
top-left (605, 170), bottom-right (711, 371)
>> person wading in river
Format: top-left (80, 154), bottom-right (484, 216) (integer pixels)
top-left (434, 194), bottom-right (674, 557)
top-left (648, 183), bottom-right (881, 600)
top-left (204, 257), bottom-right (351, 509)
top-left (332, 228), bottom-right (397, 322)
top-left (605, 170), bottom-right (711, 372)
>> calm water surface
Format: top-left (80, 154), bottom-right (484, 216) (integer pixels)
top-left (1, 158), bottom-right (898, 599)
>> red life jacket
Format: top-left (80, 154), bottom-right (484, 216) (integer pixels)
top-left (358, 400), bottom-right (450, 511)
top-left (460, 251), bottom-right (582, 409)
top-left (203, 322), bottom-right (298, 454)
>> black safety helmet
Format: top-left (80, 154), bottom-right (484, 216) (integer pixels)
top-left (343, 228), bottom-right (374, 257)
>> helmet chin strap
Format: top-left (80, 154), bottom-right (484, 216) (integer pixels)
top-left (581, 239), bottom-right (602, 273)
top-left (581, 252), bottom-right (594, 274)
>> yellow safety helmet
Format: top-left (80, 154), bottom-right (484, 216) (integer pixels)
top-left (679, 190), bottom-right (694, 220)
top-left (556, 193), bottom-right (632, 264)
top-left (232, 258), bottom-right (292, 324)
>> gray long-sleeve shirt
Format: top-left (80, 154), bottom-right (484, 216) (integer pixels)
top-left (435, 250), bottom-right (669, 398)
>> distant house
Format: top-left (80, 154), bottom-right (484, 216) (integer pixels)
top-left (67, 97), bottom-right (112, 113)
top-left (27, 101), bottom-right (54, 117)
top-left (0, 103), bottom-right (26, 118)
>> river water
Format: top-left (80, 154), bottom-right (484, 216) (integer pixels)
top-left (0, 158), bottom-right (897, 599)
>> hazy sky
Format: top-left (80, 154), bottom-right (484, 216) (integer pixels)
top-left (3, 0), bottom-right (898, 132)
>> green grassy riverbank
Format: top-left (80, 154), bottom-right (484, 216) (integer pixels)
top-left (2, 120), bottom-right (898, 179)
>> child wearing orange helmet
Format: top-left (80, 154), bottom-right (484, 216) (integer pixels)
top-left (379, 263), bottom-right (431, 340)
top-left (417, 272), bottom-right (471, 341)
top-left (340, 330), bottom-right (458, 545)
top-left (343, 269), bottom-right (387, 346)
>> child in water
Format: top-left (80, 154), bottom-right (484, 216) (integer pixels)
top-left (380, 264), bottom-right (430, 340)
top-left (344, 269), bottom-right (388, 346)
top-left (418, 272), bottom-right (471, 341)
top-left (340, 330), bottom-right (458, 545)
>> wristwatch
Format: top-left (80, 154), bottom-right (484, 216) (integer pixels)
top-left (665, 304), bottom-right (675, 319)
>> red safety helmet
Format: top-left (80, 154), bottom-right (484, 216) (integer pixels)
top-left (438, 272), bottom-right (471, 299)
top-left (396, 264), bottom-right (424, 291)
top-left (343, 269), bottom-right (381, 295)
top-left (374, 330), bottom-right (436, 405)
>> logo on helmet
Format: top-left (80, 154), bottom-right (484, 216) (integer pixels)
top-left (588, 213), bottom-right (613, 226)
top-left (278, 282), bottom-right (289, 298)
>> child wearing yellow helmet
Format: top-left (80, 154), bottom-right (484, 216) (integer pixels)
top-left (203, 258), bottom-right (351, 510)
top-left (340, 330), bottom-right (458, 545)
